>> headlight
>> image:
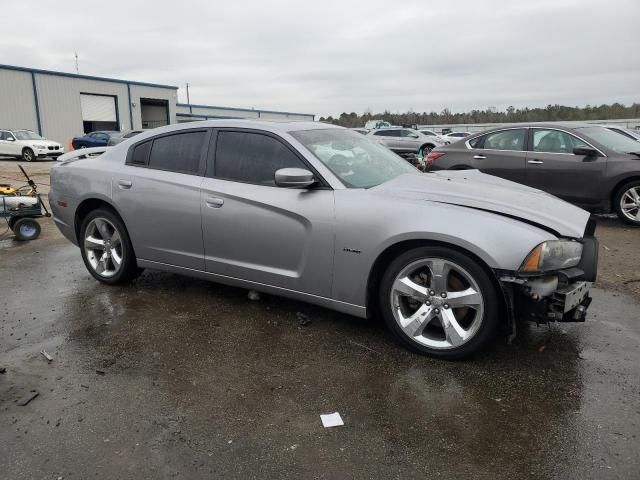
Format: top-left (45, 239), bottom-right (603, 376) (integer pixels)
top-left (519, 240), bottom-right (583, 273)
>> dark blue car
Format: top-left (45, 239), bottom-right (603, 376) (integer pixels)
top-left (71, 131), bottom-right (117, 149)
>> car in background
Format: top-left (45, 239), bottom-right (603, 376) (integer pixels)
top-left (72, 131), bottom-right (118, 149)
top-left (419, 129), bottom-right (451, 144)
top-left (367, 127), bottom-right (445, 158)
top-left (0, 129), bottom-right (64, 161)
top-left (442, 131), bottom-right (471, 143)
top-left (107, 130), bottom-right (144, 146)
top-left (606, 125), bottom-right (640, 142)
top-left (50, 120), bottom-right (597, 359)
top-left (349, 128), bottom-right (369, 135)
top-left (364, 119), bottom-right (391, 130)
top-left (426, 123), bottom-right (640, 225)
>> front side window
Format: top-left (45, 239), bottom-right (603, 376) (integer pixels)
top-left (481, 129), bottom-right (526, 151)
top-left (421, 130), bottom-right (436, 137)
top-left (147, 131), bottom-right (205, 174)
top-left (532, 129), bottom-right (585, 154)
top-left (291, 128), bottom-right (419, 189)
top-left (400, 129), bottom-right (419, 138)
top-left (214, 131), bottom-right (306, 186)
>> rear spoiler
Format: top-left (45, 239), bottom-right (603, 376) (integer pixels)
top-left (57, 146), bottom-right (109, 164)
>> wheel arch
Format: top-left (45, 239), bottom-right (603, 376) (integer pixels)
top-left (74, 197), bottom-right (127, 243)
top-left (365, 238), bottom-right (506, 322)
top-left (611, 175), bottom-right (640, 207)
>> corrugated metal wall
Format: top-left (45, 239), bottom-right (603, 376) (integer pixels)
top-left (0, 69), bottom-right (38, 132)
top-left (129, 84), bottom-right (178, 129)
top-left (176, 104), bottom-right (314, 121)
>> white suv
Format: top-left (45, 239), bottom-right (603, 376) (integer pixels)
top-left (0, 129), bottom-right (64, 161)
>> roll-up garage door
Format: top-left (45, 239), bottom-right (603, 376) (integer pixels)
top-left (80, 94), bottom-right (117, 121)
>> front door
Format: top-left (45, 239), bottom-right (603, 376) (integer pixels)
top-left (200, 129), bottom-right (335, 297)
top-left (525, 128), bottom-right (607, 206)
top-left (111, 129), bottom-right (209, 270)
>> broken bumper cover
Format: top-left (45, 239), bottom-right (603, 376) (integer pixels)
top-left (501, 236), bottom-right (598, 323)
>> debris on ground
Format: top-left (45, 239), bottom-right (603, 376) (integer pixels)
top-left (296, 312), bottom-right (312, 326)
top-left (0, 367), bottom-right (6, 374)
top-left (17, 391), bottom-right (39, 406)
top-left (95, 369), bottom-right (106, 375)
top-left (40, 350), bottom-right (53, 362)
top-left (80, 384), bottom-right (89, 389)
top-left (320, 412), bottom-right (344, 428)
top-left (348, 340), bottom-right (380, 355)
top-left (247, 290), bottom-right (260, 301)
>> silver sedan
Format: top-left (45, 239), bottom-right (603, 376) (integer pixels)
top-left (50, 120), bottom-right (598, 359)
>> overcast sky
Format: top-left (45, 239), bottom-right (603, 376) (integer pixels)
top-left (2, 0), bottom-right (639, 117)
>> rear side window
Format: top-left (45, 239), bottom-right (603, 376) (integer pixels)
top-left (374, 130), bottom-right (400, 137)
top-left (481, 129), bottom-right (526, 151)
top-left (214, 131), bottom-right (306, 186)
top-left (532, 129), bottom-right (584, 154)
top-left (131, 141), bottom-right (151, 165)
top-left (148, 131), bottom-right (205, 174)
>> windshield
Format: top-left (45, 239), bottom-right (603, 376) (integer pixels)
top-left (578, 126), bottom-right (640, 154)
top-left (14, 131), bottom-right (43, 140)
top-left (291, 128), bottom-right (420, 188)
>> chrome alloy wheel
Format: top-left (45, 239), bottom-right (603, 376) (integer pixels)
top-left (84, 218), bottom-right (123, 278)
top-left (390, 258), bottom-right (485, 350)
top-left (620, 186), bottom-right (640, 222)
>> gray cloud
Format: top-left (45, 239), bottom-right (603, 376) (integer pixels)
top-left (2, 0), bottom-right (639, 117)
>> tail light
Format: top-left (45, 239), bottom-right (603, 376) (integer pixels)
top-left (425, 152), bottom-right (444, 166)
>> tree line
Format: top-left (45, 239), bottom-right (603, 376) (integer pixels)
top-left (319, 103), bottom-right (640, 128)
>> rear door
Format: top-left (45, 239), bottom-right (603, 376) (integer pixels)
top-left (372, 129), bottom-right (400, 150)
top-left (399, 129), bottom-right (422, 153)
top-left (111, 129), bottom-right (209, 270)
top-left (200, 129), bottom-right (335, 297)
top-left (525, 128), bottom-right (607, 206)
top-left (445, 128), bottom-right (528, 183)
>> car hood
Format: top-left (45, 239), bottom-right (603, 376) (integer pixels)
top-left (26, 139), bottom-right (60, 147)
top-left (372, 170), bottom-right (590, 238)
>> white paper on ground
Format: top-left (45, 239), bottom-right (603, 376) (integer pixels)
top-left (320, 412), bottom-right (344, 428)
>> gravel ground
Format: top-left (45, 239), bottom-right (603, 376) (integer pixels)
top-left (1, 159), bottom-right (639, 479)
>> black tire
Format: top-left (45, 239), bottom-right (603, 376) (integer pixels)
top-left (379, 246), bottom-right (501, 359)
top-left (419, 144), bottom-right (435, 158)
top-left (614, 180), bottom-right (640, 226)
top-left (22, 148), bottom-right (35, 162)
top-left (79, 208), bottom-right (141, 284)
top-left (12, 218), bottom-right (41, 241)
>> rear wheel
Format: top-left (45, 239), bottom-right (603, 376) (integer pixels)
top-left (615, 180), bottom-right (640, 226)
top-left (12, 218), bottom-right (41, 241)
top-left (419, 144), bottom-right (435, 158)
top-left (379, 246), bottom-right (500, 359)
top-left (22, 148), bottom-right (35, 162)
top-left (80, 208), bottom-right (141, 284)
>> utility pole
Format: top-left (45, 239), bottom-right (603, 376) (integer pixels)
top-left (74, 52), bottom-right (79, 74)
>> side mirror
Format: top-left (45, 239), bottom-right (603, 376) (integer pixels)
top-left (274, 168), bottom-right (316, 188)
top-left (573, 145), bottom-right (598, 157)
top-left (7, 137), bottom-right (15, 141)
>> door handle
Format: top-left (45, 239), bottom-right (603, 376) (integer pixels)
top-left (528, 159), bottom-right (544, 165)
top-left (205, 197), bottom-right (224, 208)
top-left (117, 180), bottom-right (133, 189)
top-left (473, 155), bottom-right (486, 159)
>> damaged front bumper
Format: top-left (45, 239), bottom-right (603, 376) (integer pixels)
top-left (499, 236), bottom-right (598, 325)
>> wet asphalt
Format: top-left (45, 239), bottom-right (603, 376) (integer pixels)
top-left (1, 220), bottom-right (639, 479)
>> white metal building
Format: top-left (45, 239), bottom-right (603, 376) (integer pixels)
top-left (0, 64), bottom-right (315, 145)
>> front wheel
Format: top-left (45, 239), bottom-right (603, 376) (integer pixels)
top-left (614, 180), bottom-right (640, 226)
top-left (379, 246), bottom-right (500, 359)
top-left (419, 144), bottom-right (434, 158)
top-left (22, 148), bottom-right (35, 162)
top-left (80, 208), bottom-right (141, 284)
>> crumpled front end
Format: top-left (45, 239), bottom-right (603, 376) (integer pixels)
top-left (499, 220), bottom-right (598, 327)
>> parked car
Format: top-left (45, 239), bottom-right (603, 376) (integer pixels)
top-left (364, 119), bottom-right (391, 130)
top-left (50, 120), bottom-right (597, 359)
top-left (419, 129), bottom-right (451, 144)
top-left (606, 125), bottom-right (640, 142)
top-left (442, 131), bottom-right (471, 142)
top-left (107, 130), bottom-right (144, 146)
top-left (367, 127), bottom-right (445, 157)
top-left (72, 131), bottom-right (118, 149)
top-left (0, 129), bottom-right (64, 161)
top-left (426, 123), bottom-right (640, 225)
